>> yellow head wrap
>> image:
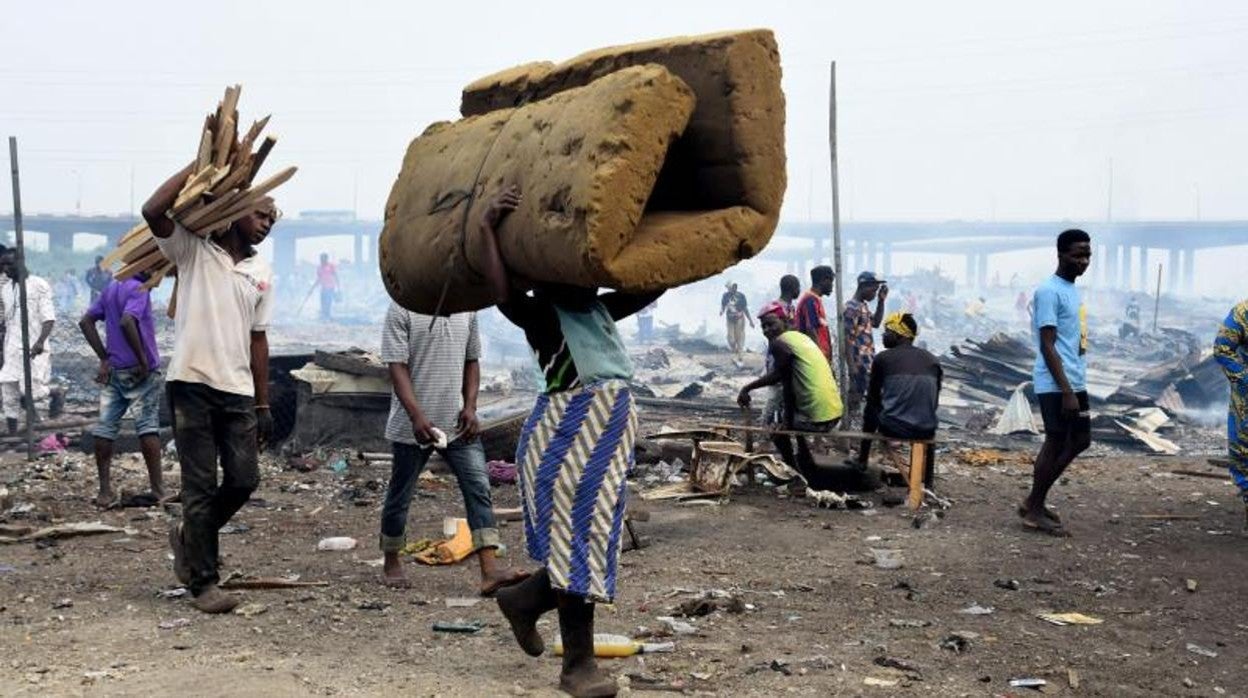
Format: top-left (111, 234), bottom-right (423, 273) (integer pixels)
top-left (884, 311), bottom-right (916, 339)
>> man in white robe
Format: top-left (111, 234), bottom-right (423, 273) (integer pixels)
top-left (0, 249), bottom-right (56, 433)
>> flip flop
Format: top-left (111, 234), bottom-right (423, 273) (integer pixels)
top-left (1017, 502), bottom-right (1062, 524)
top-left (1021, 517), bottom-right (1071, 537)
top-left (479, 569), bottom-right (532, 598)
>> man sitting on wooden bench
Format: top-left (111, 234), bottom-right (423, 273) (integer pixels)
top-left (738, 302), bottom-right (844, 487)
top-left (853, 312), bottom-right (941, 482)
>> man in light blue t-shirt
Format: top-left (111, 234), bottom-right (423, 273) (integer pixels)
top-left (1020, 229), bottom-right (1092, 536)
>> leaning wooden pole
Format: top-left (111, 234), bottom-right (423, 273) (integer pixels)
top-left (7, 137), bottom-right (35, 461)
top-left (828, 61), bottom-right (849, 400)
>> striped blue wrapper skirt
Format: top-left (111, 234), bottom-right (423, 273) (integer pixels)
top-left (515, 380), bottom-right (637, 603)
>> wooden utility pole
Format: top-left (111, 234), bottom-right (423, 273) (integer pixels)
top-left (8, 137), bottom-right (36, 460)
top-left (829, 61), bottom-right (849, 396)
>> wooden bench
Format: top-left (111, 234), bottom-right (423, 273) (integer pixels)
top-left (701, 424), bottom-right (937, 511)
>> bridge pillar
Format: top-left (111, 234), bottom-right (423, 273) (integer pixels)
top-left (882, 242), bottom-right (893, 278)
top-left (964, 254), bottom-right (975, 290)
top-left (275, 233), bottom-right (296, 281)
top-left (1121, 245), bottom-right (1134, 289)
top-left (1168, 248), bottom-right (1180, 294)
top-left (1096, 244), bottom-right (1109, 287)
top-left (1183, 247), bottom-right (1196, 294)
top-left (977, 253), bottom-right (988, 290)
top-left (353, 230), bottom-right (364, 268)
top-left (1136, 246), bottom-right (1149, 291)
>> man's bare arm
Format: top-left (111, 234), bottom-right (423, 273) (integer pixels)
top-left (389, 362), bottom-right (436, 443)
top-left (250, 331), bottom-right (270, 405)
top-left (78, 315), bottom-right (108, 362)
top-left (1038, 326), bottom-right (1074, 396)
top-left (478, 186), bottom-right (522, 304)
top-left (142, 163), bottom-right (194, 239)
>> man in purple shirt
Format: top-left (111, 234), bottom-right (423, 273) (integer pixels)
top-left (79, 271), bottom-right (164, 507)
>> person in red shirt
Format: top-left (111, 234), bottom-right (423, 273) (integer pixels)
top-left (315, 253), bottom-right (340, 321)
top-left (795, 265), bottom-right (835, 363)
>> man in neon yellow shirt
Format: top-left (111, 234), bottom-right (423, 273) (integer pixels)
top-left (739, 302), bottom-right (843, 485)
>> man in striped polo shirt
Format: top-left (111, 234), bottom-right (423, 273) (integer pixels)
top-left (378, 301), bottom-right (527, 595)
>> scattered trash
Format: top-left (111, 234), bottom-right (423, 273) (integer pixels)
top-left (1067, 668), bottom-right (1081, 690)
top-left (51, 598), bottom-right (73, 609)
top-left (487, 460), bottom-right (517, 485)
top-left (158, 618), bottom-right (191, 630)
top-left (873, 656), bottom-right (922, 675)
top-left (220, 522), bottom-right (251, 535)
top-left (1009, 678), bottom-right (1047, 689)
top-left (0, 521), bottom-right (127, 544)
top-left (316, 536), bottom-right (358, 551)
top-left (553, 633), bottom-right (675, 658)
top-left (433, 619), bottom-right (486, 634)
top-left (993, 578), bottom-right (1021, 591)
top-left (329, 457), bottom-right (349, 476)
top-left (1185, 578), bottom-right (1198, 593)
top-left (870, 548), bottom-right (905, 570)
top-left (959, 603), bottom-right (995, 616)
top-left (674, 591), bottom-right (746, 617)
top-left (863, 676), bottom-right (900, 687)
top-left (989, 386), bottom-right (1039, 435)
top-left (445, 597), bottom-right (481, 608)
top-left (888, 618), bottom-right (931, 628)
top-left (1186, 642), bottom-right (1218, 658)
top-left (940, 631), bottom-right (977, 653)
top-left (357, 599), bottom-right (390, 611)
top-left (219, 575), bottom-right (327, 590)
top-left (37, 433), bottom-right (70, 454)
top-left (411, 518), bottom-right (474, 565)
top-left (656, 616), bottom-right (698, 635)
top-left (1036, 611), bottom-right (1103, 626)
top-left (233, 603), bottom-right (268, 618)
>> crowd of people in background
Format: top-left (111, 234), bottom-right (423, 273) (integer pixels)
top-left (5, 203), bottom-right (1248, 697)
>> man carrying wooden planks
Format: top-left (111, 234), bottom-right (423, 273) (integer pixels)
top-left (143, 163), bottom-right (277, 614)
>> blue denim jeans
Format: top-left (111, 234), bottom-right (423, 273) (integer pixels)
top-left (379, 439), bottom-right (499, 552)
top-left (92, 368), bottom-right (162, 440)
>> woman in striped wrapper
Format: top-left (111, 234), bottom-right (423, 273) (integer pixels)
top-left (478, 185), bottom-right (661, 698)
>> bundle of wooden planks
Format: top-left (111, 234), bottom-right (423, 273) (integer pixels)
top-left (104, 84), bottom-right (297, 289)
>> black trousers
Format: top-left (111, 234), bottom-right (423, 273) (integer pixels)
top-left (168, 381), bottom-right (259, 594)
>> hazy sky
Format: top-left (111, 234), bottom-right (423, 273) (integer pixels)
top-left (4, 0), bottom-right (1245, 224)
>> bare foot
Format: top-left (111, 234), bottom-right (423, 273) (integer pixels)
top-left (480, 566), bottom-right (530, 597)
top-left (381, 555), bottom-right (410, 588)
top-left (496, 583), bottom-right (546, 657)
top-left (94, 491), bottom-right (116, 509)
top-left (559, 661), bottom-right (618, 698)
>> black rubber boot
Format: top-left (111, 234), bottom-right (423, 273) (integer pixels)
top-left (496, 568), bottom-right (557, 656)
top-left (556, 594), bottom-right (617, 698)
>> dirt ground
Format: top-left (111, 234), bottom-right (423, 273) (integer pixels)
top-left (2, 422), bottom-right (1246, 697)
